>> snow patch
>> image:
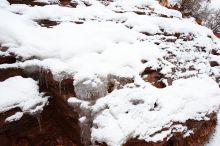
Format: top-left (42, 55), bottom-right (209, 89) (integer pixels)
top-left (5, 112), bottom-right (23, 123)
top-left (0, 76), bottom-right (48, 121)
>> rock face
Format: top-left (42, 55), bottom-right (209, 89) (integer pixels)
top-left (0, 99), bottom-right (81, 146)
top-left (0, 0), bottom-right (220, 146)
top-left (0, 63), bottom-right (218, 146)
top-left (215, 33), bottom-right (220, 38)
top-left (0, 67), bottom-right (82, 146)
top-left (123, 113), bottom-right (217, 146)
top-left (0, 104), bottom-right (82, 146)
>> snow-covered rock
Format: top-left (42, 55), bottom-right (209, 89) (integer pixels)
top-left (0, 0), bottom-right (220, 145)
top-left (90, 76), bottom-right (220, 146)
top-left (0, 76), bottom-right (48, 120)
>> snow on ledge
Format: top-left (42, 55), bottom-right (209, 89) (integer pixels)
top-left (0, 76), bottom-right (48, 122)
top-left (91, 77), bottom-right (220, 146)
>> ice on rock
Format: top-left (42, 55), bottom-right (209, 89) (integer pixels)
top-left (74, 77), bottom-right (108, 100)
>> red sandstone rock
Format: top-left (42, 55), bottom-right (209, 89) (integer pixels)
top-left (94, 112), bottom-right (217, 146)
top-left (123, 113), bottom-right (217, 146)
top-left (0, 64), bottom-right (218, 146)
top-left (214, 33), bottom-right (220, 38)
top-left (141, 67), bottom-right (167, 88)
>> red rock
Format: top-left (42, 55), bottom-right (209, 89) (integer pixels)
top-left (214, 33), bottom-right (220, 38)
top-left (0, 55), bottom-right (16, 64)
top-left (141, 67), bottom-right (167, 88)
top-left (123, 113), bottom-right (217, 146)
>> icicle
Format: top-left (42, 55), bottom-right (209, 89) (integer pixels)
top-left (39, 68), bottom-right (45, 87)
top-left (35, 114), bottom-right (42, 132)
top-left (45, 72), bottom-right (48, 89)
top-left (45, 79), bottom-right (48, 89)
top-left (79, 117), bottom-right (92, 146)
top-left (39, 68), bottom-right (42, 86)
top-left (63, 83), bottom-right (65, 93)
top-left (59, 80), bottom-right (62, 95)
top-left (41, 69), bottom-right (44, 84)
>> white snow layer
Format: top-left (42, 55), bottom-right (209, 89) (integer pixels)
top-left (0, 76), bottom-right (48, 121)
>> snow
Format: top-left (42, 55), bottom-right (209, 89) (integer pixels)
top-left (5, 112), bottom-right (24, 122)
top-left (0, 76), bottom-right (48, 120)
top-left (89, 77), bottom-right (220, 146)
top-left (0, 0), bottom-right (220, 145)
top-left (34, 0), bottom-right (59, 4)
top-left (209, 0), bottom-right (220, 10)
top-left (168, 0), bottom-right (180, 6)
top-left (0, 0), bottom-right (219, 84)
